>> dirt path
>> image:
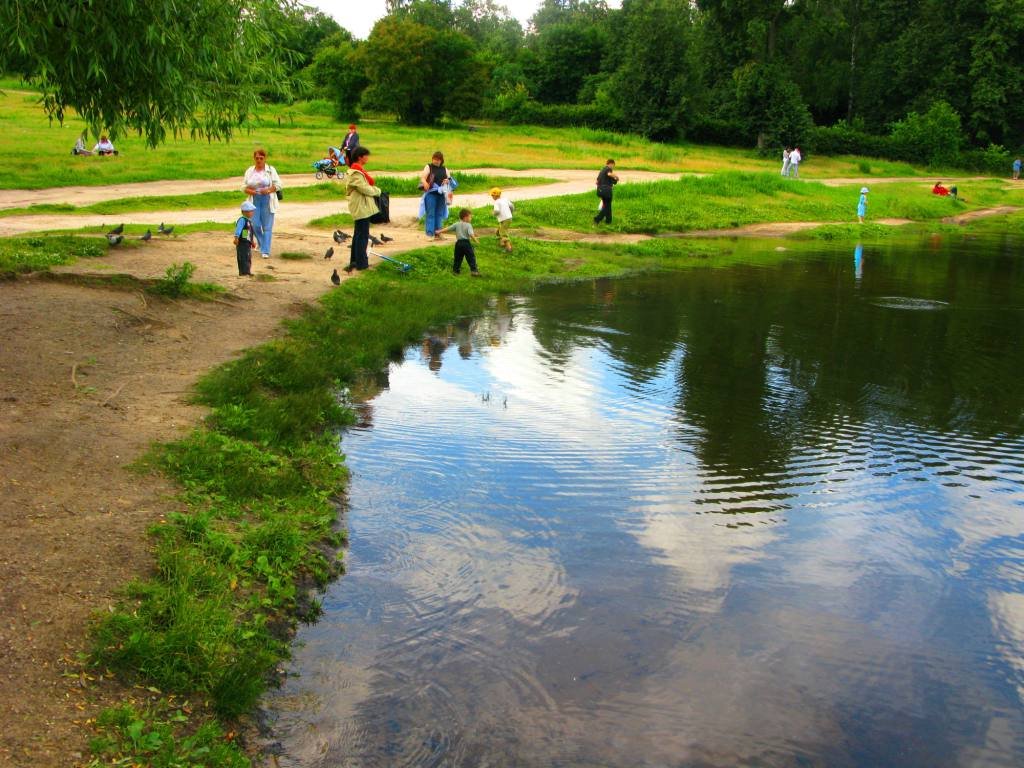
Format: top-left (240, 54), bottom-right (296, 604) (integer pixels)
top-left (0, 169), bottom-right (1018, 766)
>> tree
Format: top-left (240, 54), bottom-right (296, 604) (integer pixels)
top-left (359, 17), bottom-right (486, 123)
top-left (0, 0), bottom-right (291, 145)
top-left (527, 18), bottom-right (610, 103)
top-left (612, 0), bottom-right (696, 140)
top-left (966, 0), bottom-right (1024, 145)
top-left (733, 61), bottom-right (813, 148)
top-left (306, 33), bottom-right (369, 120)
top-left (275, 5), bottom-right (344, 76)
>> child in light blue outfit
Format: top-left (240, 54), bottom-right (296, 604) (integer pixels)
top-left (857, 187), bottom-right (868, 223)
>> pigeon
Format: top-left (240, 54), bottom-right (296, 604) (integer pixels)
top-left (331, 269), bottom-right (341, 285)
top-left (140, 229), bottom-right (152, 241)
top-left (107, 223), bottom-right (124, 236)
top-left (106, 234), bottom-right (123, 246)
top-left (333, 229), bottom-right (349, 244)
top-left (324, 247), bottom-right (334, 260)
top-left (158, 223), bottom-right (174, 234)
top-left (379, 233), bottom-right (394, 243)
top-left (369, 234), bottom-right (383, 247)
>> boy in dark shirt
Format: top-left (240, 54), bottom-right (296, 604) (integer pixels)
top-left (233, 201), bottom-right (258, 276)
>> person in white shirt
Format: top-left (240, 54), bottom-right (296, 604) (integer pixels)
top-left (242, 147), bottom-right (284, 259)
top-left (93, 135), bottom-right (117, 156)
top-left (781, 147), bottom-right (791, 176)
top-left (490, 187), bottom-right (514, 252)
top-left (789, 147), bottom-right (802, 177)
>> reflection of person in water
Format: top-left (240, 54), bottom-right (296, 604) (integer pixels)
top-left (422, 328), bottom-right (452, 372)
top-left (854, 243), bottom-right (863, 282)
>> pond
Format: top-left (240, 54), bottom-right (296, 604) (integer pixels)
top-left (263, 237), bottom-right (1024, 767)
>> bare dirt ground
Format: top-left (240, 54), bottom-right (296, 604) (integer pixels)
top-left (0, 169), bottom-right (1015, 766)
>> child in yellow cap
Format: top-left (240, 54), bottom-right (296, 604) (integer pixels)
top-left (490, 187), bottom-right (514, 252)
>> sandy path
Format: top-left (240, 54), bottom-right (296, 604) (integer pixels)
top-left (0, 168), bottom-right (678, 227)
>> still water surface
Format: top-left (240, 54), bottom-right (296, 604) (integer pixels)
top-left (265, 238), bottom-right (1024, 767)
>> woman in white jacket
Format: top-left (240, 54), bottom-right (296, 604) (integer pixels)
top-left (242, 147), bottom-right (283, 259)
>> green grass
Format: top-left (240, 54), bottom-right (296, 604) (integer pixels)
top-left (0, 234), bottom-right (105, 275)
top-left (87, 700), bottom-right (248, 768)
top-left (279, 251), bottom-right (312, 260)
top-left (0, 87), bottom-right (961, 191)
top-left (502, 173), bottom-right (1024, 234)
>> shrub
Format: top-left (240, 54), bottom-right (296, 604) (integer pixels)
top-left (889, 100), bottom-right (963, 166)
top-left (807, 121), bottom-right (893, 158)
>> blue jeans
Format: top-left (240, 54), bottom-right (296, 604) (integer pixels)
top-left (423, 192), bottom-right (445, 236)
top-left (252, 193), bottom-right (274, 255)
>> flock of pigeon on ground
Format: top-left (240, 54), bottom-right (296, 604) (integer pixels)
top-left (105, 222), bottom-right (173, 246)
top-left (104, 222), bottom-right (400, 286)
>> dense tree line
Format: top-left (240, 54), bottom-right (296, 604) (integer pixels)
top-left (2, 0), bottom-right (1021, 163)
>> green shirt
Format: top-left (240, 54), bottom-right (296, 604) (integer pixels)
top-left (451, 220), bottom-right (475, 241)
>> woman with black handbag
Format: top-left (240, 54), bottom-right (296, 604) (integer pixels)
top-left (344, 146), bottom-right (383, 272)
top-left (420, 151), bottom-right (450, 240)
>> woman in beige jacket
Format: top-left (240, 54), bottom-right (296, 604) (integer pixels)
top-left (344, 146), bottom-right (382, 272)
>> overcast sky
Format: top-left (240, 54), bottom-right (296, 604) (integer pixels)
top-left (305, 1), bottom-right (618, 39)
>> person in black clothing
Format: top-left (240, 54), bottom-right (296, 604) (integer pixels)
top-left (594, 159), bottom-right (619, 225)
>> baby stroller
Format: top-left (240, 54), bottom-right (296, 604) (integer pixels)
top-left (312, 147), bottom-right (346, 180)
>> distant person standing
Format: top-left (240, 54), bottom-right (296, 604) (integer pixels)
top-left (857, 186), bottom-right (868, 224)
top-left (242, 147), bottom-right (283, 259)
top-left (781, 147), bottom-right (791, 176)
top-left (789, 146), bottom-right (802, 177)
top-left (593, 159), bottom-right (619, 225)
top-left (1014, 157), bottom-right (1021, 181)
top-left (342, 124), bottom-right (360, 164)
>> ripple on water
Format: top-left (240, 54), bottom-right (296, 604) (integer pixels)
top-left (871, 296), bottom-right (951, 311)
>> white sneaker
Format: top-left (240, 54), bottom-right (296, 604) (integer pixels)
top-left (261, 253), bottom-right (270, 259)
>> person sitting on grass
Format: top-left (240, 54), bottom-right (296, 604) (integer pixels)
top-left (438, 208), bottom-right (482, 277)
top-left (932, 181), bottom-right (949, 196)
top-left (93, 135), bottom-right (117, 156)
top-left (72, 131), bottom-right (92, 156)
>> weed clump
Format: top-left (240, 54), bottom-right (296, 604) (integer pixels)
top-left (147, 261), bottom-right (223, 299)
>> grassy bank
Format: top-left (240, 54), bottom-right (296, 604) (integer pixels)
top-left (503, 173), bottom-right (1024, 234)
top-left (84, 232), bottom-right (746, 764)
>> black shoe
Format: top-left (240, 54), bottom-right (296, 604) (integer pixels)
top-left (343, 264), bottom-right (355, 273)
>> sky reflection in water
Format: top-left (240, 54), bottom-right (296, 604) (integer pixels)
top-left (265, 237), bottom-right (1024, 767)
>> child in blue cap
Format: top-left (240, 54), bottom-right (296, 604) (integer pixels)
top-left (857, 187), bottom-right (868, 224)
top-left (234, 201), bottom-right (258, 276)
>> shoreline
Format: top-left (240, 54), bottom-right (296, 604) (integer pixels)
top-left (1, 174), bottom-right (1021, 766)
